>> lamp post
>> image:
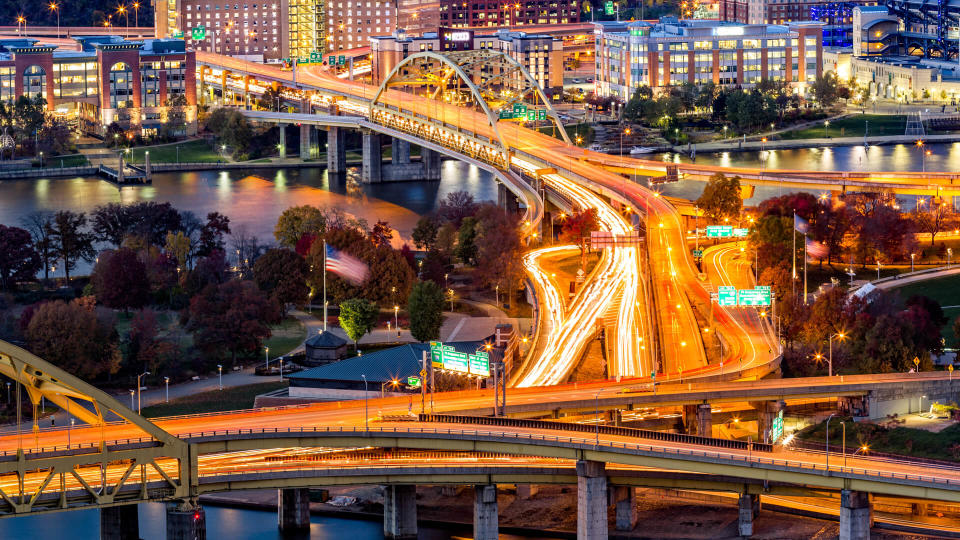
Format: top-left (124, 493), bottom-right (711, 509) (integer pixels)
top-left (495, 283), bottom-right (500, 306)
top-left (132, 1), bottom-right (140, 28)
top-left (393, 305), bottom-right (399, 338)
top-left (825, 413), bottom-right (835, 470)
top-left (129, 389), bottom-right (135, 410)
top-left (619, 127), bottom-right (631, 157)
top-left (48, 3), bottom-right (59, 38)
top-left (164, 376), bottom-right (170, 403)
top-left (217, 364), bottom-right (222, 390)
top-left (264, 346), bottom-right (270, 371)
top-left (916, 139), bottom-right (925, 173)
top-left (876, 260), bottom-right (882, 280)
top-left (824, 120), bottom-right (830, 138)
top-left (828, 332), bottom-right (845, 376)
top-left (361, 374), bottom-right (369, 431)
top-left (950, 248), bottom-right (954, 268)
top-left (911, 252), bottom-right (916, 273)
top-left (136, 371), bottom-right (150, 414)
top-left (68, 418), bottom-right (74, 446)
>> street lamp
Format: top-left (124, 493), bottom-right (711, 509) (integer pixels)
top-left (825, 413), bottom-right (835, 470)
top-left (949, 248), bottom-right (953, 268)
top-left (824, 120), bottom-right (830, 138)
top-left (264, 346), bottom-right (270, 371)
top-left (620, 127), bottom-right (631, 157)
top-left (361, 374), bottom-right (369, 431)
top-left (136, 371), bottom-right (150, 414)
top-left (828, 332), bottom-right (845, 376)
top-left (48, 3), bottom-right (59, 38)
top-left (911, 252), bottom-right (916, 273)
top-left (164, 376), bottom-right (170, 403)
top-left (217, 364), bottom-right (222, 390)
top-left (393, 305), bottom-right (399, 338)
top-left (129, 389), bottom-right (135, 410)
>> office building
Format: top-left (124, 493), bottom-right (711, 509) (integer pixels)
top-left (397, 0), bottom-right (579, 36)
top-left (0, 35), bottom-right (197, 136)
top-left (325, 0), bottom-right (397, 52)
top-left (593, 18), bottom-right (823, 99)
top-left (371, 28), bottom-right (564, 93)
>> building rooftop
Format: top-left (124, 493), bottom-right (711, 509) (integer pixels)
top-left (289, 338), bottom-right (502, 384)
top-left (304, 330), bottom-right (348, 349)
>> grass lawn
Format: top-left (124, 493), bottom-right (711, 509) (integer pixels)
top-left (44, 154), bottom-right (89, 168)
top-left (796, 417), bottom-right (960, 462)
top-left (263, 316), bottom-right (307, 358)
top-left (128, 140), bottom-right (223, 164)
top-left (883, 273), bottom-right (960, 347)
top-left (140, 381), bottom-right (287, 418)
top-left (778, 114), bottom-right (906, 140)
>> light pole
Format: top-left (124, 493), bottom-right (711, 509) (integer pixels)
top-left (68, 418), bottom-right (74, 446)
top-left (48, 3), bottom-right (59, 38)
top-left (136, 371), bottom-right (150, 414)
top-left (620, 127), bottom-right (631, 157)
top-left (495, 283), bottom-right (500, 306)
top-left (264, 346), bottom-right (270, 371)
top-left (361, 374), bottom-right (369, 431)
top-left (129, 389), bottom-right (135, 410)
top-left (824, 120), bottom-right (830, 138)
top-left (911, 252), bottom-right (916, 273)
top-left (825, 413), bottom-right (835, 470)
top-left (876, 260), bottom-right (882, 280)
top-left (164, 376), bottom-right (170, 403)
top-left (393, 305), bottom-right (399, 338)
top-left (828, 332), bottom-right (845, 376)
top-left (916, 139), bottom-right (925, 173)
top-left (950, 248), bottom-right (954, 268)
top-left (132, 1), bottom-right (140, 28)
top-left (217, 364), bottom-right (222, 390)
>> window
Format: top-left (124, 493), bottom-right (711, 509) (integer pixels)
top-left (109, 62), bottom-right (134, 108)
top-left (23, 65), bottom-right (46, 101)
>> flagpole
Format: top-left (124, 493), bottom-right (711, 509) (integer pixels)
top-left (323, 239), bottom-right (328, 332)
top-left (803, 235), bottom-right (808, 305)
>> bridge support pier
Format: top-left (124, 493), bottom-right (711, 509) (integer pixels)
top-left (839, 490), bottom-right (872, 540)
top-left (682, 403), bottom-right (711, 437)
top-left (278, 125), bottom-right (287, 159)
top-left (327, 126), bottom-right (347, 174)
top-left (473, 485), bottom-right (499, 540)
top-left (752, 400), bottom-right (784, 444)
top-left (497, 183), bottom-right (520, 214)
top-left (300, 124), bottom-right (314, 160)
top-left (576, 460), bottom-right (608, 539)
top-left (100, 504), bottom-right (139, 540)
top-left (838, 395), bottom-right (869, 418)
top-left (362, 130), bottom-right (382, 183)
top-left (166, 500), bottom-right (206, 540)
top-left (613, 486), bottom-right (637, 531)
top-left (737, 492), bottom-right (760, 537)
top-left (422, 147), bottom-right (441, 181)
top-left (392, 138), bottom-right (411, 165)
top-left (278, 488), bottom-right (311, 531)
top-left (383, 485), bottom-right (417, 539)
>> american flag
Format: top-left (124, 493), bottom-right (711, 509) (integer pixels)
top-left (326, 244), bottom-right (369, 285)
top-left (806, 238), bottom-right (829, 259)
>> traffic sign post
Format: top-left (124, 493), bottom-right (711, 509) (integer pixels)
top-left (771, 410), bottom-right (784, 443)
top-left (604, 0), bottom-right (615, 14)
top-left (407, 376), bottom-right (421, 388)
top-left (733, 228), bottom-right (749, 237)
top-left (191, 25), bottom-right (205, 40)
top-left (706, 225), bottom-right (733, 238)
top-left (717, 286), bottom-right (737, 306)
top-left (692, 249), bottom-right (703, 258)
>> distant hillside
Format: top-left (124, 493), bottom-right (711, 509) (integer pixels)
top-left (0, 0), bottom-right (154, 30)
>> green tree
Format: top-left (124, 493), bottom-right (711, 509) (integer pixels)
top-left (165, 230), bottom-right (191, 269)
top-left (435, 222), bottom-right (457, 260)
top-left (274, 205), bottom-right (327, 249)
top-left (46, 210), bottom-right (96, 283)
top-left (338, 298), bottom-right (379, 346)
top-left (408, 280), bottom-right (444, 342)
top-left (455, 216), bottom-right (479, 264)
top-left (412, 216), bottom-right (439, 251)
top-left (161, 94), bottom-right (189, 138)
top-left (695, 172), bottom-right (742, 224)
top-left (810, 72), bottom-right (840, 109)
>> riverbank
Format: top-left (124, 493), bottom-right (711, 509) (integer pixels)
top-left (672, 132), bottom-right (960, 153)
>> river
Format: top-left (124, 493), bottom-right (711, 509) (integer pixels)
top-left (650, 142), bottom-right (959, 206)
top-left (0, 160), bottom-right (498, 275)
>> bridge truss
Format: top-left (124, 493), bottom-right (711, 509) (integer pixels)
top-left (0, 341), bottom-right (191, 516)
top-left (370, 50), bottom-right (570, 170)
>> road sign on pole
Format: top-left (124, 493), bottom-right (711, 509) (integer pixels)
top-left (717, 286), bottom-right (737, 306)
top-left (771, 410), bottom-right (784, 442)
top-left (191, 25), bottom-right (206, 40)
top-left (706, 225), bottom-right (733, 238)
top-left (604, 0), bottom-right (615, 14)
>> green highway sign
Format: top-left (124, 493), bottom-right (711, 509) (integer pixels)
top-left (407, 376), bottom-right (421, 387)
top-left (737, 288), bottom-right (771, 306)
top-left (604, 0), bottom-right (615, 14)
top-left (429, 341), bottom-right (490, 377)
top-left (513, 103), bottom-right (527, 115)
top-left (189, 25), bottom-right (204, 40)
top-left (771, 409), bottom-right (784, 442)
top-left (706, 225), bottom-right (733, 238)
top-left (328, 55), bottom-right (335, 65)
top-left (692, 249), bottom-right (703, 258)
top-left (733, 228), bottom-right (749, 237)
top-left (338, 55), bottom-right (346, 65)
top-left (717, 286), bottom-right (737, 306)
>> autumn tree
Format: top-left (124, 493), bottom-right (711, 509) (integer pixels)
top-left (253, 248), bottom-right (310, 311)
top-left (338, 298), bottom-right (379, 347)
top-left (198, 212), bottom-right (231, 256)
top-left (165, 230), bottom-right (191, 269)
top-left (913, 199), bottom-right (954, 246)
top-left (25, 299), bottom-right (120, 379)
top-left (560, 208), bottom-right (599, 258)
top-left (412, 217), bottom-right (439, 251)
top-left (127, 308), bottom-right (177, 375)
top-left (696, 172), bottom-right (742, 224)
top-left (186, 280), bottom-right (280, 365)
top-left (274, 205), bottom-right (327, 249)
top-left (437, 191), bottom-right (478, 226)
top-left (369, 220), bottom-right (394, 248)
top-left (90, 248), bottom-right (150, 312)
top-left (408, 280), bottom-right (444, 342)
top-left (46, 210), bottom-right (96, 283)
top-left (474, 204), bottom-right (524, 303)
top-left (0, 225), bottom-right (41, 290)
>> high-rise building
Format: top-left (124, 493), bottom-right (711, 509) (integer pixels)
top-left (155, 0), bottom-right (291, 61)
top-left (396, 0), bottom-right (579, 36)
top-left (325, 0), bottom-right (398, 52)
top-left (720, 0), bottom-right (876, 47)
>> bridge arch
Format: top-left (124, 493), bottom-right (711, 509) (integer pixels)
top-left (370, 50), bottom-right (569, 169)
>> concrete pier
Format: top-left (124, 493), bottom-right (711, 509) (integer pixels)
top-left (738, 493), bottom-right (760, 537)
top-left (299, 124), bottom-right (314, 160)
top-left (166, 500), bottom-right (205, 540)
top-left (278, 125), bottom-right (286, 159)
top-left (362, 130), bottom-right (382, 183)
top-left (422, 147), bottom-right (441, 181)
top-left (392, 138), bottom-right (411, 164)
top-left (327, 126), bottom-right (346, 174)
top-left (278, 488), bottom-right (310, 531)
top-left (683, 403), bottom-right (712, 437)
top-left (473, 485), bottom-right (499, 540)
top-left (613, 486), bottom-right (637, 531)
top-left (839, 490), bottom-right (872, 540)
top-left (753, 400), bottom-right (784, 444)
top-left (100, 504), bottom-right (139, 540)
top-left (576, 460), bottom-right (608, 539)
top-left (383, 485), bottom-right (417, 539)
